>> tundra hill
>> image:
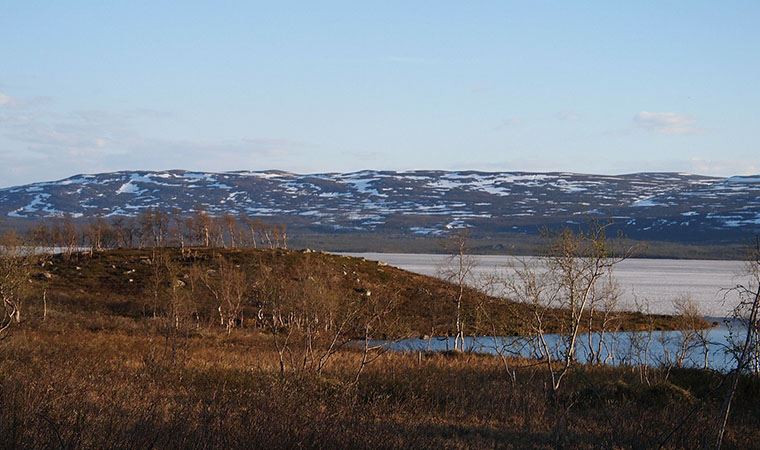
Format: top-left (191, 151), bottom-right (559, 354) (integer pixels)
top-left (2, 170), bottom-right (760, 245)
top-left (37, 248), bottom-right (685, 337)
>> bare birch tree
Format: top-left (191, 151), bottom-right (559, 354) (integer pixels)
top-left (669, 295), bottom-right (707, 370)
top-left (504, 224), bottom-right (629, 395)
top-left (440, 230), bottom-right (476, 352)
top-left (0, 231), bottom-right (34, 335)
top-left (715, 239), bottom-right (760, 449)
top-left (197, 255), bottom-right (248, 333)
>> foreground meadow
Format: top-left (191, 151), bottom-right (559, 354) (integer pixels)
top-left (3, 321), bottom-right (760, 449)
top-left (0, 245), bottom-right (758, 449)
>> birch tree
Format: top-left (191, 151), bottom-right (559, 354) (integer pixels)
top-left (440, 230), bottom-right (476, 352)
top-left (715, 239), bottom-right (760, 449)
top-left (504, 224), bottom-right (628, 395)
top-left (0, 231), bottom-right (34, 335)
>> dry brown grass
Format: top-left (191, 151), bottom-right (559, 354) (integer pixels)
top-left (1, 315), bottom-right (760, 449)
top-left (38, 248), bottom-right (690, 337)
top-left (0, 248), bottom-right (747, 449)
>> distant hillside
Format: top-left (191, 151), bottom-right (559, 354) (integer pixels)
top-left (2, 170), bottom-right (760, 244)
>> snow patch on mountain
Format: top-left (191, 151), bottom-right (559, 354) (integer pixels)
top-left (1, 169), bottom-right (758, 239)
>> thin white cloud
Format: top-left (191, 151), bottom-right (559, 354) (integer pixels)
top-left (688, 158), bottom-right (759, 177)
top-left (0, 92), bottom-right (308, 186)
top-left (0, 91), bottom-right (16, 107)
top-left (556, 110), bottom-right (580, 121)
top-left (493, 117), bottom-right (522, 131)
top-left (0, 91), bottom-right (51, 109)
top-left (634, 111), bottom-right (701, 135)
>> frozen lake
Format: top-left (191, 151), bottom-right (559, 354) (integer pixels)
top-left (342, 253), bottom-right (749, 317)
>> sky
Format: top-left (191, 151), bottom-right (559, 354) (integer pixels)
top-left (1, 1), bottom-right (759, 187)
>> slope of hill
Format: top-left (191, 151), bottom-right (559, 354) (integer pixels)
top-left (39, 248), bottom-right (680, 336)
top-left (2, 170), bottom-right (760, 243)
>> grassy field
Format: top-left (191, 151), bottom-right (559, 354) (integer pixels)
top-left (0, 248), bottom-right (752, 449)
top-left (2, 321), bottom-right (760, 449)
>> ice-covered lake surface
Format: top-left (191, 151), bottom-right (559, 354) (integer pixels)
top-left (341, 253), bottom-right (749, 317)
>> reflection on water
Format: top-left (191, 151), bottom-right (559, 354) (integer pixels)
top-left (368, 324), bottom-right (750, 372)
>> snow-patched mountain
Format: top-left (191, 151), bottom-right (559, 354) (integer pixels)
top-left (1, 170), bottom-right (759, 241)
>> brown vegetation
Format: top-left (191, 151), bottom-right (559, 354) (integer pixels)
top-left (34, 247), bottom-right (685, 338)
top-left (0, 222), bottom-right (755, 449)
top-left (2, 320), bottom-right (760, 449)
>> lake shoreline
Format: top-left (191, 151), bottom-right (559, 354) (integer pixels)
top-left (342, 252), bottom-right (747, 317)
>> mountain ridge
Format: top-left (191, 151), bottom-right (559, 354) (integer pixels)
top-left (1, 169), bottom-right (759, 243)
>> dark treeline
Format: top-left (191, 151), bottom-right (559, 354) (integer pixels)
top-left (19, 209), bottom-right (288, 254)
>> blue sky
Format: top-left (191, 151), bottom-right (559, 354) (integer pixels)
top-left (1, 1), bottom-right (758, 186)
